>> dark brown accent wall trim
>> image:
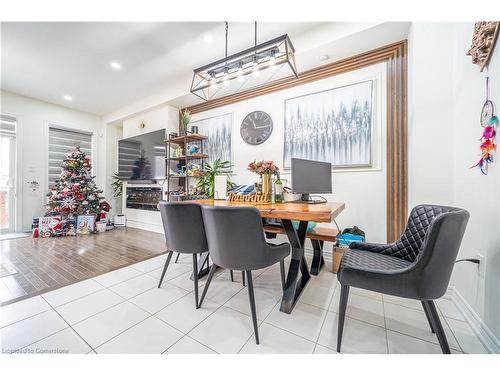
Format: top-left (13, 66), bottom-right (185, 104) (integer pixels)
top-left (185, 40), bottom-right (408, 241)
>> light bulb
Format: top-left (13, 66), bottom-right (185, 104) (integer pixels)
top-left (269, 55), bottom-right (276, 65)
top-left (210, 81), bottom-right (218, 90)
top-left (252, 69), bottom-right (260, 78)
top-left (223, 78), bottom-right (230, 87)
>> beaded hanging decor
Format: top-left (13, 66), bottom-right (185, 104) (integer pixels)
top-left (471, 77), bottom-right (497, 175)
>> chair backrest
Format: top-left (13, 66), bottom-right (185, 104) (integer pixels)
top-left (390, 205), bottom-right (465, 262)
top-left (201, 205), bottom-right (271, 271)
top-left (159, 201), bottom-right (208, 254)
top-left (411, 205), bottom-right (469, 299)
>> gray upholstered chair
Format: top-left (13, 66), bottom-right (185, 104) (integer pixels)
top-left (336, 205), bottom-right (469, 354)
top-left (198, 205), bottom-right (290, 344)
top-left (158, 201), bottom-right (208, 309)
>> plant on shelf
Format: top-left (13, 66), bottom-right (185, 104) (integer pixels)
top-left (179, 108), bottom-right (191, 135)
top-left (111, 172), bottom-right (122, 197)
top-left (196, 159), bottom-right (235, 197)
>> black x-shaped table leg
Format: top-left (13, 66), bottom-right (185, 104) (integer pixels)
top-left (310, 239), bottom-right (325, 276)
top-left (280, 219), bottom-right (311, 314)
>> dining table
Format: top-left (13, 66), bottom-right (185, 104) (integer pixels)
top-left (191, 199), bottom-right (345, 314)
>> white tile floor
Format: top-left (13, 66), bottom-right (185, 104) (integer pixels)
top-left (0, 253), bottom-right (490, 354)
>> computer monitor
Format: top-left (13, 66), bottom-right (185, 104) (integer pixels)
top-left (291, 158), bottom-right (332, 203)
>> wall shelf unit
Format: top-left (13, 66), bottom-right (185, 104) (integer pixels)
top-left (165, 132), bottom-right (208, 201)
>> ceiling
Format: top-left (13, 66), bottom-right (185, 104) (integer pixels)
top-left (1, 22), bottom-right (323, 115)
top-left (1, 22), bottom-right (410, 119)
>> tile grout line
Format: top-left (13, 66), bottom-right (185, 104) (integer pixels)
top-left (235, 299), bottom-right (281, 354)
top-left (381, 295), bottom-right (389, 354)
top-left (18, 267), bottom-right (187, 353)
top-left (313, 281), bottom-right (338, 353)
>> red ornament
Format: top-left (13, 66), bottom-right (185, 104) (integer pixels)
top-left (74, 192), bottom-right (84, 201)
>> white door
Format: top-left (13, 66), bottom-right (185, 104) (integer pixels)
top-left (0, 115), bottom-right (17, 234)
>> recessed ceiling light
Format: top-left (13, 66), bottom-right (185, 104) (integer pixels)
top-left (203, 34), bottom-right (213, 43)
top-left (63, 95), bottom-right (72, 101)
top-left (319, 54), bottom-right (330, 61)
top-left (110, 61), bottom-right (121, 70)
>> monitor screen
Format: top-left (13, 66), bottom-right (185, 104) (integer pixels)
top-left (118, 129), bottom-right (166, 181)
top-left (291, 158), bottom-right (332, 194)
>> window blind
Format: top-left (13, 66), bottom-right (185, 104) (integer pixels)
top-left (0, 114), bottom-right (16, 136)
top-left (48, 127), bottom-right (92, 187)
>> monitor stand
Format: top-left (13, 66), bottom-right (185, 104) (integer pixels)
top-left (299, 194), bottom-right (326, 204)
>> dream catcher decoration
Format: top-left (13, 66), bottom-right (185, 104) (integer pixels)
top-left (471, 77), bottom-right (497, 174)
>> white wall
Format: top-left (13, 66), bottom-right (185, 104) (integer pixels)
top-left (104, 123), bottom-right (123, 216)
top-left (408, 23), bottom-right (500, 346)
top-left (122, 104), bottom-right (178, 139)
top-left (0, 91), bottom-right (105, 231)
top-left (190, 63), bottom-right (388, 243)
top-left (451, 23), bottom-right (500, 344)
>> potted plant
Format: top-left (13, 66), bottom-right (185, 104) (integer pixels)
top-left (196, 159), bottom-right (235, 198)
top-left (179, 108), bottom-right (191, 136)
top-left (111, 173), bottom-right (122, 198)
top-left (247, 160), bottom-right (279, 198)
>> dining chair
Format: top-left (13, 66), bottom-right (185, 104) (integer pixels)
top-left (336, 204), bottom-right (469, 354)
top-left (198, 205), bottom-right (290, 344)
top-left (158, 201), bottom-right (208, 309)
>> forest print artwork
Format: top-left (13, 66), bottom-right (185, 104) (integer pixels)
top-left (284, 80), bottom-right (373, 168)
top-left (190, 113), bottom-right (232, 166)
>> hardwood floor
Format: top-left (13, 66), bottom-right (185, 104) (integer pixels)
top-left (0, 228), bottom-right (167, 305)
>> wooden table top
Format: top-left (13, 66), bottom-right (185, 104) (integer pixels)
top-left (192, 199), bottom-right (345, 223)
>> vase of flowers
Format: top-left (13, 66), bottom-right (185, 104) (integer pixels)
top-left (247, 160), bottom-right (279, 200)
top-left (179, 108), bottom-right (191, 136)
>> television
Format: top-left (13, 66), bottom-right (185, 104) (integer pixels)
top-left (118, 129), bottom-right (166, 181)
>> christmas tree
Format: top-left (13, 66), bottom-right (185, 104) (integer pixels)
top-left (46, 146), bottom-right (110, 221)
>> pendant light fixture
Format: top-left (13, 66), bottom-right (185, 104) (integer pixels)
top-left (190, 22), bottom-right (298, 101)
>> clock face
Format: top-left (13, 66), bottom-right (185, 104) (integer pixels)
top-left (240, 111), bottom-right (273, 145)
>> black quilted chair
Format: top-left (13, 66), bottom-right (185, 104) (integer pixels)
top-left (336, 205), bottom-right (469, 354)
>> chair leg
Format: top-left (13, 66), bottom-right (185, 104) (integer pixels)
top-left (198, 264), bottom-right (217, 308)
top-left (174, 253), bottom-right (180, 263)
top-left (423, 300), bottom-right (451, 354)
top-left (230, 270), bottom-right (234, 282)
top-left (337, 285), bottom-right (350, 353)
top-left (246, 270), bottom-right (260, 344)
top-left (158, 251), bottom-right (173, 288)
top-left (193, 254), bottom-right (199, 309)
top-left (421, 301), bottom-right (436, 333)
top-left (242, 271), bottom-right (246, 286)
top-left (279, 259), bottom-right (286, 290)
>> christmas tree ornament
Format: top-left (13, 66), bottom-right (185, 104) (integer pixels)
top-left (61, 196), bottom-right (76, 210)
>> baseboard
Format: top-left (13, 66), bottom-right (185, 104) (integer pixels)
top-left (446, 286), bottom-right (500, 354)
top-left (126, 219), bottom-right (164, 234)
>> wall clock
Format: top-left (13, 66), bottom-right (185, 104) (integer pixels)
top-left (240, 111), bottom-right (273, 145)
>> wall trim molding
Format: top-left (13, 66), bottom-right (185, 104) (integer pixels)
top-left (447, 286), bottom-right (500, 354)
top-left (185, 40), bottom-right (408, 241)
